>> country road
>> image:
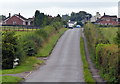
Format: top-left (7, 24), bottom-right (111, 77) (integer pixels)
top-left (25, 28), bottom-right (84, 82)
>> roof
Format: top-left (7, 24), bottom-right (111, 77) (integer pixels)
top-left (4, 14), bottom-right (27, 22)
top-left (102, 15), bottom-right (117, 18)
top-left (15, 14), bottom-right (27, 20)
top-left (96, 15), bottom-right (117, 23)
top-left (27, 17), bottom-right (34, 21)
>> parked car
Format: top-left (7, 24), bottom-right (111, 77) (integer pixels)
top-left (76, 25), bottom-right (81, 28)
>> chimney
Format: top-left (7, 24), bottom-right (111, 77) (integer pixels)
top-left (19, 13), bottom-right (20, 16)
top-left (104, 13), bottom-right (106, 16)
top-left (9, 13), bottom-right (11, 17)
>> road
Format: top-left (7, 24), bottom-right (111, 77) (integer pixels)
top-left (25, 28), bottom-right (84, 82)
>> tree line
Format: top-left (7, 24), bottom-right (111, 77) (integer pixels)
top-left (62, 11), bottom-right (92, 26)
top-left (33, 10), bottom-right (63, 27)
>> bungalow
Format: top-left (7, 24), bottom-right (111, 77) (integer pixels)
top-left (95, 13), bottom-right (118, 26)
top-left (2, 13), bottom-right (34, 26)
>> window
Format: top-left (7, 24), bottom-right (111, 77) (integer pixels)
top-left (13, 21), bottom-right (16, 25)
top-left (112, 18), bottom-right (117, 21)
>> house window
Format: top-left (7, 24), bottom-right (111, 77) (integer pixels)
top-left (112, 18), bottom-right (117, 21)
top-left (13, 21), bottom-right (16, 25)
top-left (106, 19), bottom-right (110, 21)
top-left (105, 23), bottom-right (108, 25)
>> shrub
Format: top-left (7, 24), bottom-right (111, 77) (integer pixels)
top-left (96, 44), bottom-right (119, 83)
top-left (2, 31), bottom-right (18, 69)
top-left (84, 23), bottom-right (119, 82)
top-left (84, 23), bottom-right (109, 60)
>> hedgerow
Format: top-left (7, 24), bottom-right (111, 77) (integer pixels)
top-left (84, 22), bottom-right (119, 83)
top-left (96, 44), bottom-right (119, 83)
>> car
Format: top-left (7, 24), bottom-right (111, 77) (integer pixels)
top-left (76, 25), bottom-right (81, 28)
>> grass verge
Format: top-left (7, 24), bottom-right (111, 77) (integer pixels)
top-left (80, 37), bottom-right (95, 83)
top-left (36, 28), bottom-right (68, 57)
top-left (2, 57), bottom-right (44, 74)
top-left (2, 76), bottom-right (23, 84)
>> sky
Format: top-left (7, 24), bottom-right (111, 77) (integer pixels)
top-left (0, 0), bottom-right (119, 18)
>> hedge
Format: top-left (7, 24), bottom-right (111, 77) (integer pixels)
top-left (96, 44), bottom-right (119, 83)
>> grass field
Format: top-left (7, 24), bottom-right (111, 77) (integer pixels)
top-left (100, 27), bottom-right (118, 43)
top-left (0, 26), bottom-right (40, 32)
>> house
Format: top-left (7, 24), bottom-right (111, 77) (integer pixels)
top-left (95, 13), bottom-right (118, 26)
top-left (0, 20), bottom-right (3, 26)
top-left (67, 20), bottom-right (77, 28)
top-left (90, 12), bottom-right (101, 22)
top-left (2, 13), bottom-right (34, 26)
top-left (118, 1), bottom-right (120, 23)
top-left (0, 15), bottom-right (6, 26)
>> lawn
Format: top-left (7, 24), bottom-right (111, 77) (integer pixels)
top-left (100, 27), bottom-right (118, 43)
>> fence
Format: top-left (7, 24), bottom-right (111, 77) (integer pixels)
top-left (0, 26), bottom-right (41, 31)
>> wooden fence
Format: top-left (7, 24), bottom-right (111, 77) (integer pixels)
top-left (0, 26), bottom-right (41, 31)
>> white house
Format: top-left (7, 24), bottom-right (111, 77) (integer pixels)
top-left (90, 12), bottom-right (101, 22)
top-left (67, 20), bottom-right (77, 28)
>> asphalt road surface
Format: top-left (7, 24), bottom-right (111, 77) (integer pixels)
top-left (25, 28), bottom-right (84, 82)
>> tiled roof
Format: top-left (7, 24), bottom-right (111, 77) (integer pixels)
top-left (15, 14), bottom-right (27, 20)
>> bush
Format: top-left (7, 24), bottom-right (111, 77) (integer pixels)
top-left (2, 31), bottom-right (18, 69)
top-left (96, 44), bottom-right (119, 83)
top-left (19, 32), bottom-right (42, 56)
top-left (84, 23), bottom-right (109, 60)
top-left (19, 25), bottom-right (62, 57)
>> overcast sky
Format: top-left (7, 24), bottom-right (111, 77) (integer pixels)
top-left (0, 0), bottom-right (119, 18)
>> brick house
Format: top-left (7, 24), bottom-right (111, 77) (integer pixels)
top-left (95, 13), bottom-right (118, 26)
top-left (3, 13), bottom-right (34, 26)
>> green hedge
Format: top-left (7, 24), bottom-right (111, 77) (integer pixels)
top-left (84, 23), bottom-right (119, 83)
top-left (96, 44), bottom-right (119, 83)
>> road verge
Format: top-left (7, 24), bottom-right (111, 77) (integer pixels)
top-left (80, 36), bottom-right (95, 83)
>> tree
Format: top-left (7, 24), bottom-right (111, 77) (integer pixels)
top-left (2, 31), bottom-right (18, 69)
top-left (0, 15), bottom-right (6, 21)
top-left (69, 11), bottom-right (92, 26)
top-left (34, 10), bottom-right (41, 27)
top-left (39, 13), bottom-right (45, 27)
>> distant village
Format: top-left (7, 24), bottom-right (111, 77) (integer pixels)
top-left (0, 1), bottom-right (120, 27)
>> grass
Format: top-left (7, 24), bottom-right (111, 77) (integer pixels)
top-left (80, 37), bottom-right (95, 83)
top-left (2, 57), bottom-right (44, 74)
top-left (0, 26), bottom-right (40, 31)
top-left (2, 76), bottom-right (23, 84)
top-left (36, 28), bottom-right (68, 57)
top-left (100, 27), bottom-right (118, 43)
